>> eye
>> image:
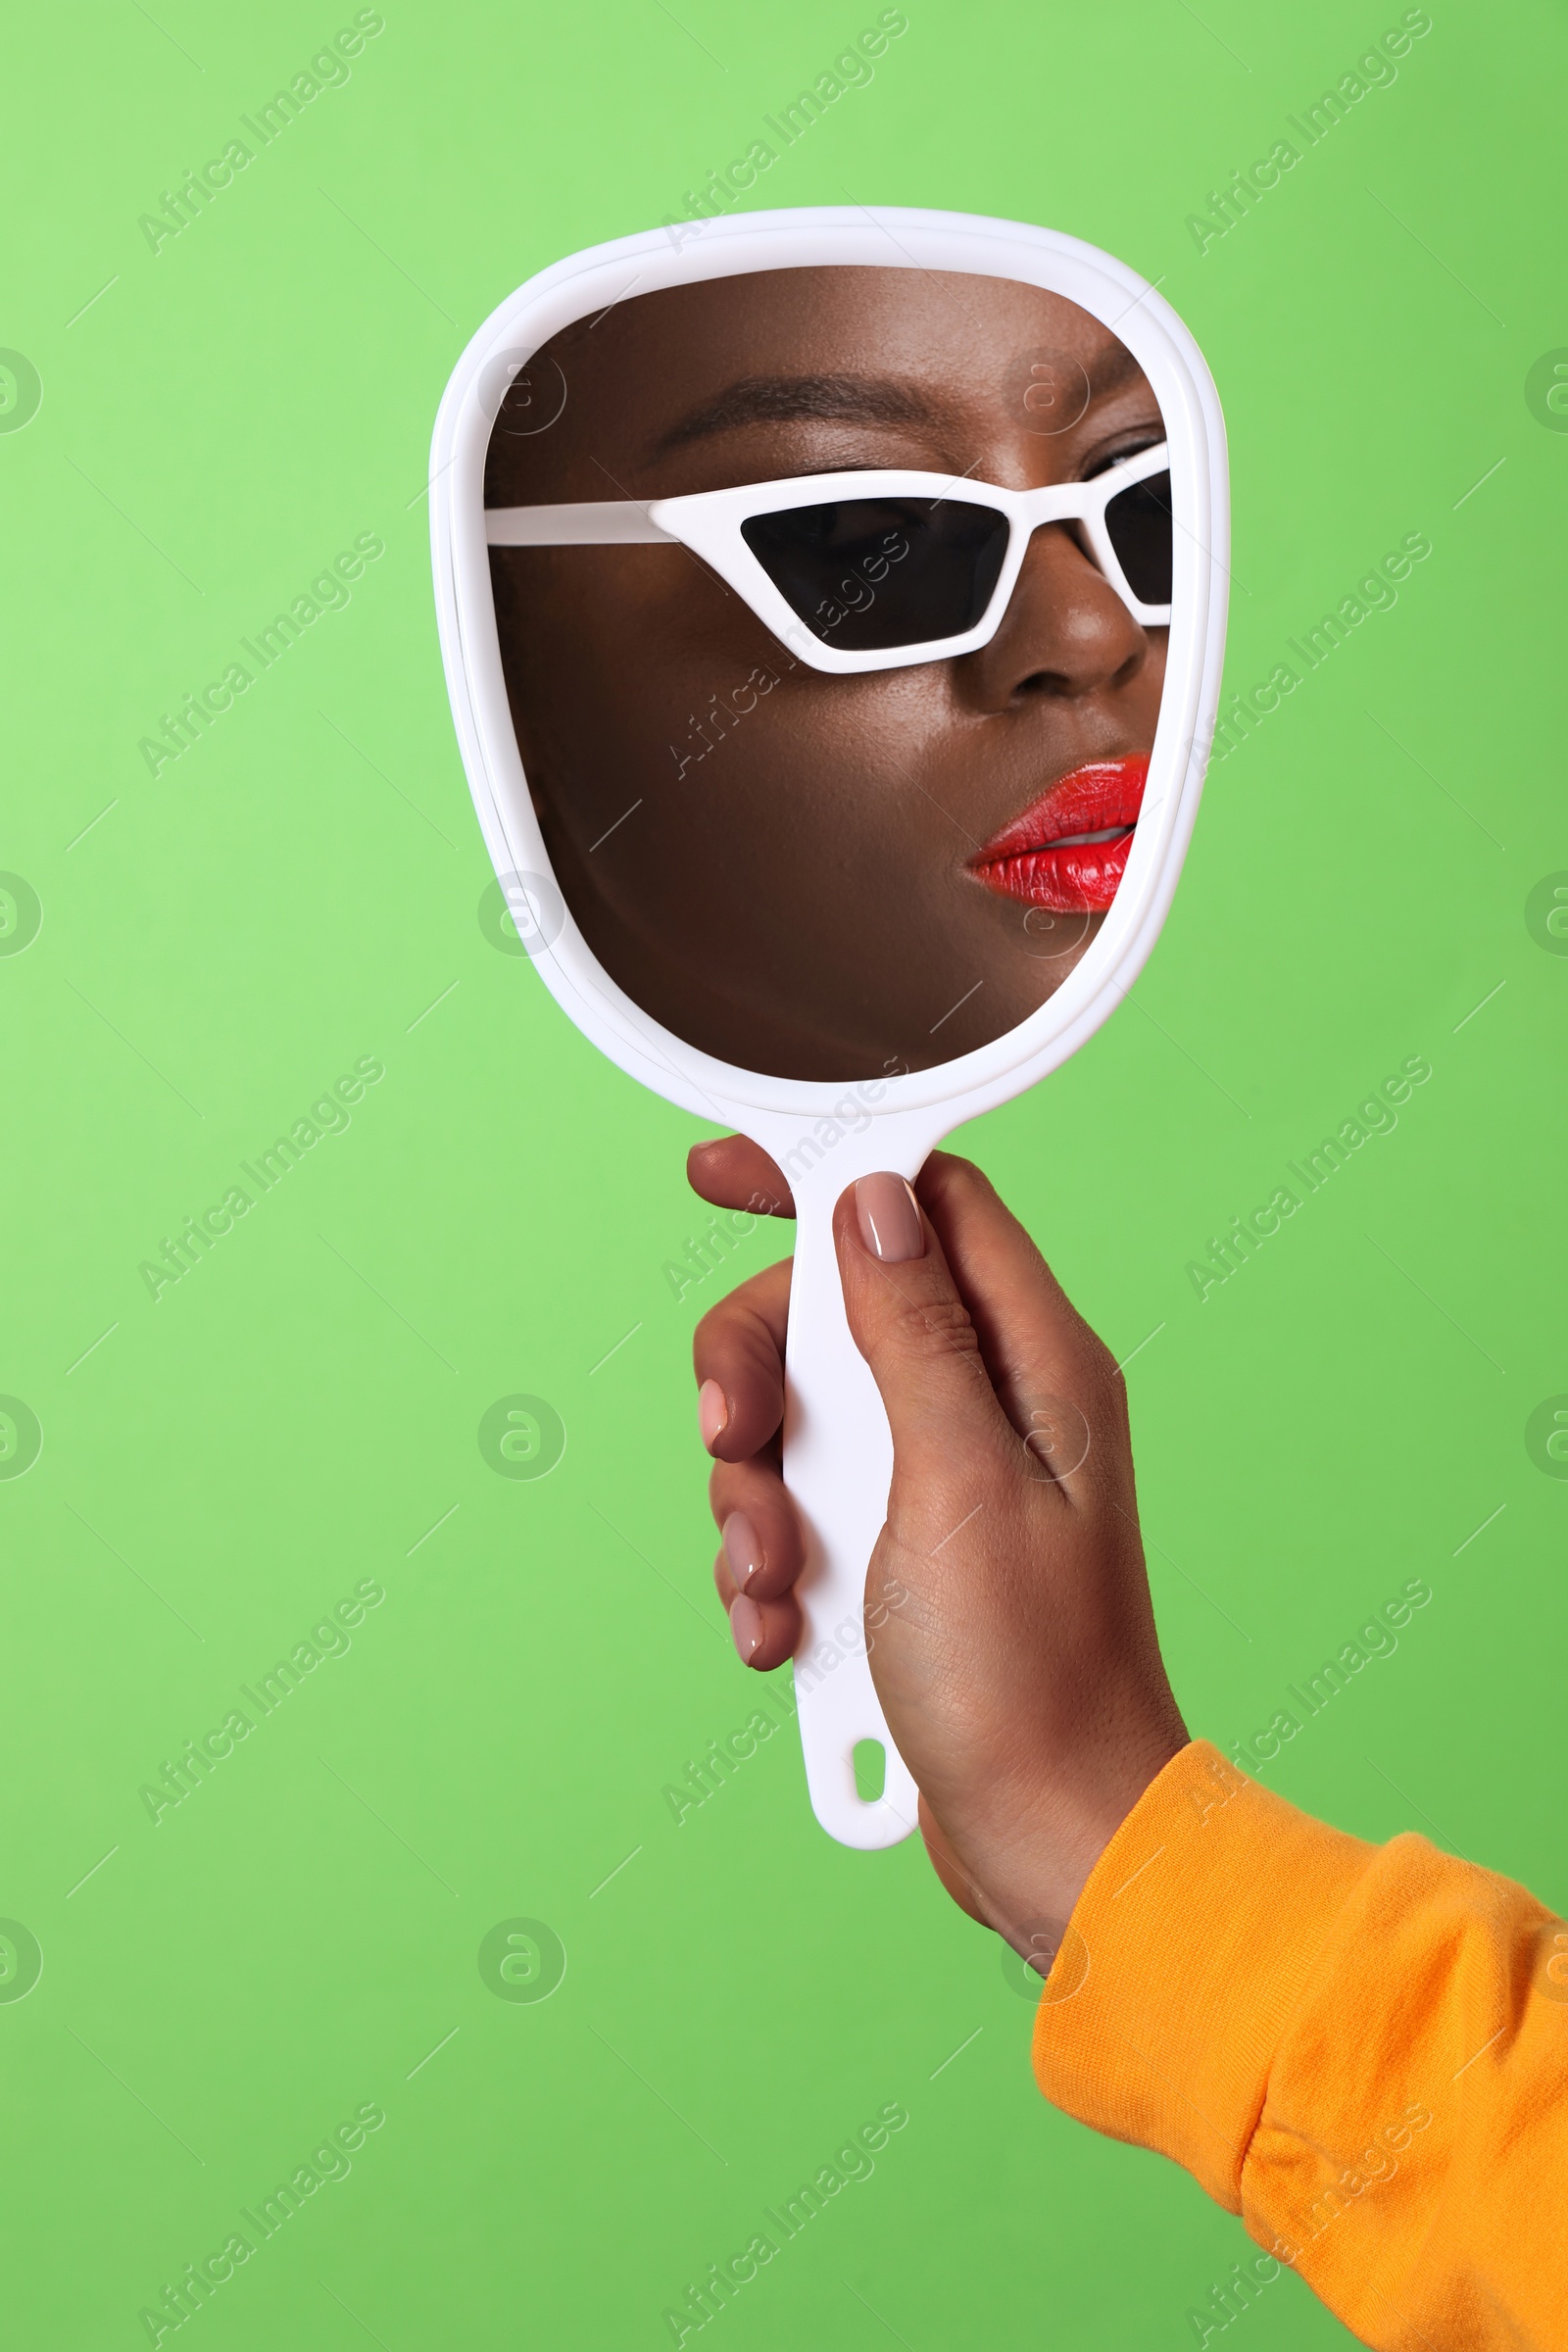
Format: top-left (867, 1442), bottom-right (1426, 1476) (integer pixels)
top-left (1081, 437), bottom-right (1163, 483)
top-left (774, 497), bottom-right (931, 553)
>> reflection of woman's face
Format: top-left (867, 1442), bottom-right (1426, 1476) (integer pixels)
top-left (487, 268), bottom-right (1166, 1081)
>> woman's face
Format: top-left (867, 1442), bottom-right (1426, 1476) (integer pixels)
top-left (486, 267), bottom-right (1167, 1081)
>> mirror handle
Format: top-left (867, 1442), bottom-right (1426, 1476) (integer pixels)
top-left (766, 1132), bottom-right (938, 1850)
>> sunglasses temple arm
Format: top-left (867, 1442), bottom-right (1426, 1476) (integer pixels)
top-left (485, 503), bottom-right (677, 546)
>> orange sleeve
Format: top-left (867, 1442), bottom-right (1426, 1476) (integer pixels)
top-left (1031, 1740), bottom-right (1568, 2350)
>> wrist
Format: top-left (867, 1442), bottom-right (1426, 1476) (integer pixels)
top-left (977, 1723), bottom-right (1192, 1967)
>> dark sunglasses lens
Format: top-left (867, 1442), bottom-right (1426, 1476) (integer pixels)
top-left (1103, 469), bottom-right (1172, 608)
top-left (741, 496), bottom-right (1010, 651)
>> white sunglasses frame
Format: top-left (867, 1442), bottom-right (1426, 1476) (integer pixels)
top-left (484, 440), bottom-right (1172, 674)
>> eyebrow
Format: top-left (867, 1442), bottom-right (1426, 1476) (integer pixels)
top-left (648, 345), bottom-right (1154, 458)
top-left (1086, 340), bottom-right (1149, 401)
top-left (649, 373), bottom-right (944, 454)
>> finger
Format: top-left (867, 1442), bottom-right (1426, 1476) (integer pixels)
top-left (687, 1136), bottom-right (795, 1218)
top-left (712, 1548), bottom-right (802, 1670)
top-left (831, 1172), bottom-right (1019, 1494)
top-left (915, 1154), bottom-right (1123, 1473)
top-left (692, 1255), bottom-right (792, 1463)
top-left (707, 1457), bottom-right (804, 1600)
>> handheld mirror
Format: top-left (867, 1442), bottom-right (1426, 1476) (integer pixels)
top-left (430, 204), bottom-right (1229, 1851)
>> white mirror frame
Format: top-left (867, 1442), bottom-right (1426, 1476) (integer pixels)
top-left (430, 204), bottom-right (1229, 1852)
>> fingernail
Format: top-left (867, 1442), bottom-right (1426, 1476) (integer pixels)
top-left (729, 1593), bottom-right (764, 1664)
top-left (722, 1509), bottom-right (762, 1592)
top-left (698, 1378), bottom-right (728, 1453)
top-left (855, 1173), bottom-right (924, 1263)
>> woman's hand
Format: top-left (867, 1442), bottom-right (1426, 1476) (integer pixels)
top-left (688, 1138), bottom-right (1189, 1964)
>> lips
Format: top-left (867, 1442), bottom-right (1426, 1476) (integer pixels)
top-left (971, 756), bottom-right (1148, 913)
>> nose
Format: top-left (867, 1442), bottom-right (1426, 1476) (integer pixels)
top-left (957, 520), bottom-right (1151, 711)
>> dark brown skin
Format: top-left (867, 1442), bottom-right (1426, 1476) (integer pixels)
top-left (487, 267), bottom-right (1166, 1082)
top-left (687, 1135), bottom-right (1189, 1963)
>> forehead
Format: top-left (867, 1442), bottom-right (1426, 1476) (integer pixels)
top-left (579, 266), bottom-right (1111, 379)
top-left (486, 267), bottom-right (1143, 495)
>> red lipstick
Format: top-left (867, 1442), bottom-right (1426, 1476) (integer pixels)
top-left (971, 756), bottom-right (1148, 913)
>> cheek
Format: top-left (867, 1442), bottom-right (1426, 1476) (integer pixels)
top-left (498, 552), bottom-right (745, 808)
top-left (672, 674), bottom-right (966, 996)
top-left (725, 673), bottom-right (949, 871)
top-left (503, 552), bottom-right (962, 880)
top-left (493, 561), bottom-right (1045, 1058)
top-left (531, 595), bottom-right (947, 916)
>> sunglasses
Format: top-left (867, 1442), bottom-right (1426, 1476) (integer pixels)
top-left (485, 441), bottom-right (1172, 676)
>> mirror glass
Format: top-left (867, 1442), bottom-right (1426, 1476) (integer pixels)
top-left (483, 267), bottom-right (1170, 1083)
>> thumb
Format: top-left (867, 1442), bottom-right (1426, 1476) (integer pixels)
top-left (832, 1171), bottom-right (1018, 1497)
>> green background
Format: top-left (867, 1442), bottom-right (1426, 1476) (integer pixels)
top-left (2, 2), bottom-right (1563, 2344)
